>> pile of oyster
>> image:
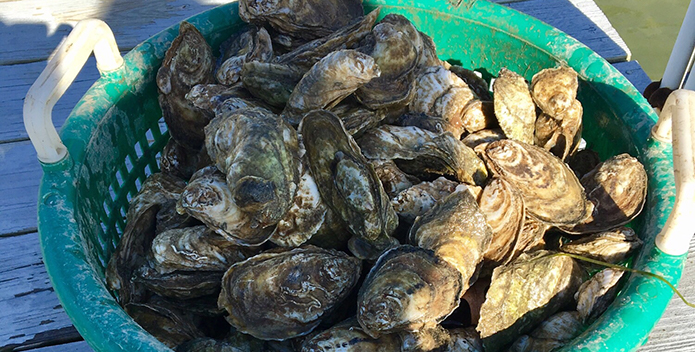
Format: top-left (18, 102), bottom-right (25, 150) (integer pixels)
top-left (105, 0), bottom-right (649, 351)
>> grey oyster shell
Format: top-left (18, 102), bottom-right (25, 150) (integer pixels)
top-left (391, 177), bottom-right (459, 223)
top-left (332, 103), bottom-right (388, 137)
top-left (477, 250), bottom-right (586, 352)
top-left (492, 68), bottom-right (536, 144)
top-left (575, 268), bottom-right (625, 322)
top-left (156, 22), bottom-right (215, 150)
top-left (409, 185), bottom-right (493, 293)
top-left (479, 177), bottom-right (525, 270)
top-left (508, 311), bottom-right (584, 352)
top-left (216, 26), bottom-right (273, 85)
top-left (357, 125), bottom-right (488, 186)
top-left (357, 245), bottom-right (463, 338)
top-left (241, 61), bottom-right (305, 107)
top-left (484, 139), bottom-right (590, 226)
top-left (133, 266), bottom-right (223, 300)
top-left (218, 245), bottom-right (362, 340)
top-left (159, 137), bottom-right (212, 182)
top-left (370, 159), bottom-right (420, 199)
top-left (300, 317), bottom-right (402, 352)
top-left (300, 110), bottom-right (398, 255)
top-left (560, 226), bottom-right (642, 264)
top-left (205, 107), bottom-right (300, 229)
top-left (561, 153), bottom-right (648, 234)
top-left (395, 112), bottom-right (466, 139)
top-left (283, 49), bottom-right (380, 126)
top-left (531, 66), bottom-right (579, 117)
top-left (176, 166), bottom-right (273, 246)
top-left (125, 300), bottom-right (204, 348)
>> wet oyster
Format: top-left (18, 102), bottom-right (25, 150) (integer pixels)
top-left (575, 268), bottom-right (625, 322)
top-left (560, 226), bottom-right (642, 264)
top-left (205, 107), bottom-right (300, 229)
top-left (370, 159), bottom-right (420, 199)
top-left (357, 245), bottom-right (463, 338)
top-left (218, 246), bottom-right (361, 340)
top-left (216, 26), bottom-right (273, 85)
top-left (479, 177), bottom-right (525, 270)
top-left (561, 153), bottom-right (648, 234)
top-left (531, 66), bottom-right (579, 117)
top-left (300, 317), bottom-right (402, 352)
top-left (176, 166), bottom-right (273, 246)
top-left (484, 139), bottom-right (590, 225)
top-left (461, 100), bottom-right (496, 134)
top-left (283, 50), bottom-right (380, 126)
top-left (300, 110), bottom-right (398, 255)
top-left (477, 251), bottom-right (586, 352)
top-left (400, 324), bottom-right (451, 352)
top-left (409, 186), bottom-right (493, 293)
top-left (492, 68), bottom-right (536, 144)
top-left (534, 99), bottom-right (583, 160)
top-left (156, 22), bottom-right (214, 150)
top-left (241, 61), bottom-right (306, 107)
top-left (160, 137), bottom-right (212, 181)
top-left (449, 65), bottom-right (491, 101)
top-left (395, 112), bottom-right (465, 139)
top-left (155, 201), bottom-right (195, 235)
top-left (185, 83), bottom-right (272, 117)
top-left (509, 215), bottom-right (550, 261)
top-left (357, 125), bottom-right (488, 185)
top-left (332, 103), bottom-right (388, 137)
top-left (125, 300), bottom-right (204, 348)
top-left (508, 311), bottom-right (584, 352)
top-left (462, 128), bottom-right (506, 156)
top-left (134, 266), bottom-right (223, 300)
top-left (391, 177), bottom-right (459, 223)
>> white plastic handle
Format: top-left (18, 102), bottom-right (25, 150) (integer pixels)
top-left (23, 19), bottom-right (124, 164)
top-left (655, 89), bottom-right (695, 256)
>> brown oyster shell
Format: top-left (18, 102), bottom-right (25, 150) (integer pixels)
top-left (534, 99), bottom-right (583, 161)
top-left (559, 226), bottom-right (642, 263)
top-left (370, 159), bottom-right (420, 199)
top-left (477, 251), bottom-right (586, 352)
top-left (409, 186), bottom-right (493, 293)
top-left (479, 177), bottom-right (525, 269)
top-left (462, 128), bottom-right (507, 156)
top-left (462, 100), bottom-right (496, 134)
top-left (400, 325), bottom-right (451, 352)
top-left (449, 66), bottom-right (492, 101)
top-left (205, 107), bottom-right (300, 229)
top-left (391, 177), bottom-right (460, 223)
top-left (531, 66), bottom-right (579, 117)
top-left (283, 49), bottom-right (380, 126)
top-left (561, 153), bottom-right (648, 234)
top-left (216, 26), bottom-right (273, 85)
top-left (575, 268), bottom-right (625, 322)
top-left (508, 311), bottom-right (584, 352)
top-left (510, 215), bottom-right (550, 261)
top-left (300, 317), bottom-right (402, 352)
top-left (357, 245), bottom-right (463, 338)
top-left (395, 112), bottom-right (466, 139)
top-left (447, 328), bottom-right (484, 352)
top-left (218, 245), bottom-right (362, 340)
top-left (159, 137), bottom-right (212, 182)
top-left (156, 22), bottom-right (214, 150)
top-left (492, 68), bottom-right (536, 144)
top-left (484, 139), bottom-right (590, 226)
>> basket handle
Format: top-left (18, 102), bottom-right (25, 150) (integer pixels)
top-left (23, 19), bottom-right (124, 164)
top-left (655, 89), bottom-right (695, 256)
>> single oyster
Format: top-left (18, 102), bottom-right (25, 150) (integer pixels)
top-left (283, 50), bottom-right (380, 126)
top-left (534, 99), bottom-right (583, 161)
top-left (477, 251), bottom-right (586, 352)
top-left (238, 0), bottom-right (363, 43)
top-left (370, 159), bottom-right (420, 199)
top-left (492, 68), bottom-right (536, 144)
top-left (462, 128), bottom-right (506, 157)
top-left (409, 186), bottom-right (493, 293)
top-left (300, 317), bottom-right (402, 352)
top-left (218, 245), bottom-right (362, 340)
top-left (560, 226), bottom-right (642, 264)
top-left (205, 107), bottom-right (300, 229)
top-left (508, 311), bottom-right (584, 352)
top-left (391, 177), bottom-right (459, 223)
top-left (531, 66), bottom-right (579, 116)
top-left (332, 103), bottom-right (388, 137)
top-left (447, 328), bottom-right (484, 352)
top-left (159, 137), bottom-right (212, 181)
top-left (134, 266), bottom-right (223, 300)
top-left (461, 100), bottom-right (496, 134)
top-left (125, 300), bottom-right (204, 348)
top-left (241, 61), bottom-right (306, 107)
top-left (156, 21), bottom-right (214, 150)
top-left (395, 112), bottom-right (465, 139)
top-left (561, 153), bottom-right (648, 234)
top-left (449, 65), bottom-right (492, 101)
top-left (216, 26), bottom-right (273, 85)
top-left (357, 245), bottom-right (463, 338)
top-left (357, 125), bottom-right (488, 186)
top-left (484, 139), bottom-right (590, 225)
top-left (176, 166), bottom-right (273, 246)
top-left (479, 177), bottom-right (525, 270)
top-left (300, 110), bottom-right (398, 251)
top-left (575, 268), bottom-right (625, 322)
top-left (106, 173), bottom-right (186, 305)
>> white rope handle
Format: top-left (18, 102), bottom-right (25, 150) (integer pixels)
top-left (23, 19), bottom-right (123, 164)
top-left (655, 89), bottom-right (695, 256)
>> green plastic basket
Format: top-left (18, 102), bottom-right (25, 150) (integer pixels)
top-left (31, 0), bottom-right (681, 351)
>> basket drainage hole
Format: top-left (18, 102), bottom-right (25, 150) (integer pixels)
top-left (42, 192), bottom-right (59, 206)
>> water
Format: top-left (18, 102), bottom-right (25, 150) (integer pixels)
top-left (595, 0), bottom-right (690, 81)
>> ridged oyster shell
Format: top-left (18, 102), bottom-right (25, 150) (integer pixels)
top-left (216, 26), bottom-right (273, 85)
top-left (300, 317), bottom-right (402, 352)
top-left (391, 177), bottom-right (459, 223)
top-left (560, 226), bottom-right (642, 264)
top-left (492, 68), bottom-right (536, 144)
top-left (479, 177), bottom-right (525, 270)
top-left (531, 66), bottom-right (579, 117)
top-left (575, 268), bottom-right (625, 322)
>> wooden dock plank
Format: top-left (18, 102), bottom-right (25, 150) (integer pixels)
top-left (0, 141), bottom-right (42, 235)
top-left (31, 340), bottom-right (92, 352)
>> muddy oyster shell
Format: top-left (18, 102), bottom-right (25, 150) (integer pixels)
top-left (409, 186), bottom-right (493, 293)
top-left (575, 268), bottom-right (625, 322)
top-left (477, 250), bottom-right (586, 352)
top-left (218, 245), bottom-right (361, 340)
top-left (300, 317), bottom-right (402, 352)
top-left (357, 125), bottom-right (488, 185)
top-left (531, 66), bottom-right (579, 117)
top-left (205, 107), bottom-right (300, 229)
top-left (156, 22), bottom-right (215, 150)
top-left (391, 177), bottom-right (460, 223)
top-left (479, 177), bottom-right (525, 270)
top-left (561, 153), bottom-right (648, 234)
top-left (484, 139), bottom-right (590, 226)
top-left (357, 245), bottom-right (463, 338)
top-left (283, 49), bottom-right (380, 126)
top-left (300, 110), bottom-right (398, 254)
top-left (241, 61), bottom-right (306, 107)
top-left (216, 26), bottom-right (273, 85)
top-left (560, 226), bottom-right (642, 264)
top-left (492, 68), bottom-right (536, 144)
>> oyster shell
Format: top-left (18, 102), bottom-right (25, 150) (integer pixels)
top-left (218, 245), bottom-right (362, 340)
top-left (477, 250), bottom-right (586, 352)
top-left (479, 177), bottom-right (525, 270)
top-left (409, 186), bottom-right (493, 293)
top-left (391, 177), bottom-right (459, 223)
top-left (462, 128), bottom-right (506, 157)
top-left (508, 311), bottom-right (584, 352)
top-left (185, 83), bottom-right (271, 117)
top-left (300, 317), bottom-right (402, 352)
top-left (449, 66), bottom-right (491, 101)
top-left (395, 112), bottom-right (465, 139)
top-left (155, 201), bottom-right (195, 235)
top-left (567, 148), bottom-right (601, 179)
top-left (283, 49), bottom-right (380, 126)
top-left (509, 215), bottom-right (550, 261)
top-left (461, 100), bottom-right (496, 134)
top-left (447, 328), bottom-right (484, 352)
top-left (331, 102), bottom-right (387, 137)
top-left (357, 125), bottom-right (488, 185)
top-left (400, 324), bottom-right (451, 352)
top-left (300, 110), bottom-right (398, 253)
top-left (125, 300), bottom-right (204, 348)
top-left (156, 22), bottom-right (215, 150)
top-left (575, 268), bottom-right (625, 322)
top-left (560, 226), bottom-right (642, 264)
top-left (216, 26), bottom-right (273, 85)
top-left (531, 66), bottom-right (579, 117)
top-left (241, 61), bottom-right (305, 107)
top-left (176, 166), bottom-right (273, 246)
top-left (561, 153), bottom-right (648, 234)
top-left (134, 266), bottom-right (223, 300)
top-left (205, 107), bottom-right (300, 229)
top-left (357, 245), bottom-right (463, 338)
top-left (492, 68), bottom-right (536, 144)
top-left (159, 137), bottom-right (212, 181)
top-left (484, 139), bottom-right (590, 225)
top-left (370, 159), bottom-right (420, 199)
top-left (534, 99), bottom-right (583, 160)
